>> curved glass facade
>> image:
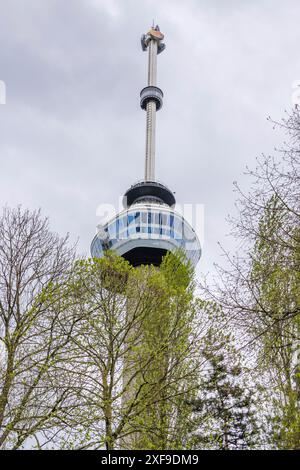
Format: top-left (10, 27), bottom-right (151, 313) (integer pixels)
top-left (91, 203), bottom-right (201, 267)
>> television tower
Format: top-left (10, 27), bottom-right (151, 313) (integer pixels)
top-left (91, 25), bottom-right (201, 269)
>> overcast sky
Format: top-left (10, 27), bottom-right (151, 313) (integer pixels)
top-left (0, 0), bottom-right (299, 277)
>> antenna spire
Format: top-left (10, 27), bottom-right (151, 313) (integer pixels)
top-left (140, 25), bottom-right (165, 181)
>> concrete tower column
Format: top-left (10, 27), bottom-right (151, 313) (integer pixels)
top-left (140, 26), bottom-right (165, 182)
top-left (147, 38), bottom-right (157, 85)
top-left (145, 100), bottom-right (156, 181)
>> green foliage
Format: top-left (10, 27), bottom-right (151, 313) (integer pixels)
top-left (191, 326), bottom-right (260, 450)
top-left (52, 249), bottom-right (199, 450)
top-left (251, 195), bottom-right (300, 449)
top-left (122, 250), bottom-right (198, 450)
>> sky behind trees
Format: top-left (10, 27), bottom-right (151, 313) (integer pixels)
top-left (0, 0), bottom-right (299, 276)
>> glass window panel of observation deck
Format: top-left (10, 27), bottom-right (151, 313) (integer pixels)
top-left (128, 225), bottom-right (136, 236)
top-left (118, 216), bottom-right (129, 239)
top-left (170, 214), bottom-right (175, 238)
top-left (127, 212), bottom-right (140, 235)
top-left (157, 212), bottom-right (168, 227)
top-left (174, 216), bottom-right (183, 239)
top-left (185, 239), bottom-right (199, 256)
top-left (107, 221), bottom-right (117, 239)
top-left (127, 214), bottom-right (135, 225)
top-left (161, 213), bottom-right (167, 226)
top-left (128, 212), bottom-right (140, 226)
top-left (118, 216), bottom-right (125, 232)
top-left (182, 222), bottom-right (197, 243)
top-left (92, 239), bottom-right (103, 257)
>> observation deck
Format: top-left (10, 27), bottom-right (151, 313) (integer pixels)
top-left (91, 202), bottom-right (201, 268)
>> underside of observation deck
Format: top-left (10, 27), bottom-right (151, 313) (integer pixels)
top-left (121, 246), bottom-right (168, 267)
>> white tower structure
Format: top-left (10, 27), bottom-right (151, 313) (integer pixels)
top-left (91, 25), bottom-right (201, 268)
top-left (141, 25), bottom-right (165, 181)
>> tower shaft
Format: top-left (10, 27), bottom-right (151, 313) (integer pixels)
top-left (140, 26), bottom-right (165, 182)
top-left (147, 38), bottom-right (157, 85)
top-left (145, 100), bottom-right (156, 180)
top-left (145, 38), bottom-right (157, 181)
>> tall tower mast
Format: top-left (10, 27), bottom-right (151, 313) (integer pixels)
top-left (91, 25), bottom-right (201, 269)
top-left (141, 26), bottom-right (165, 181)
